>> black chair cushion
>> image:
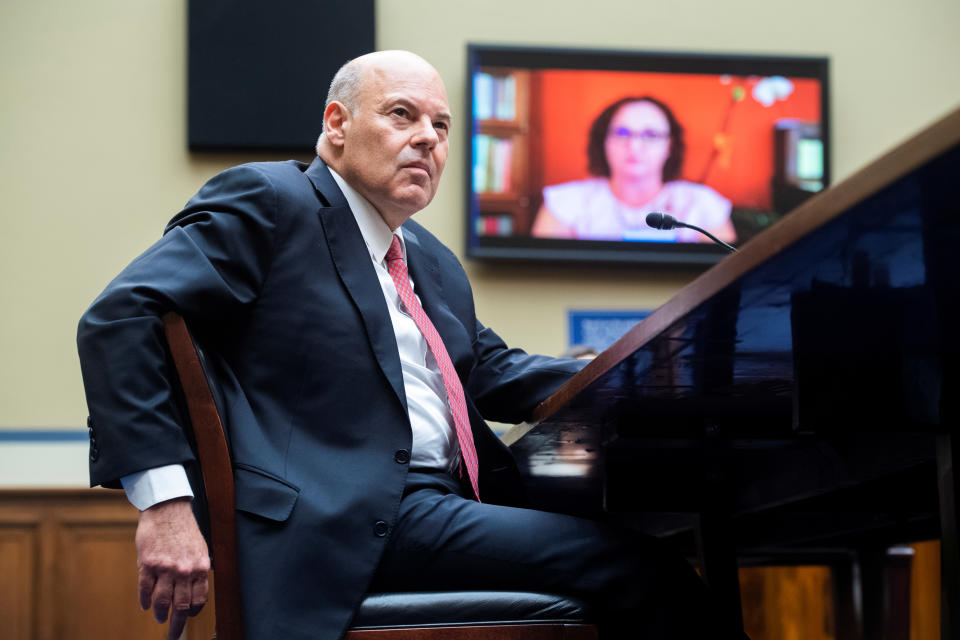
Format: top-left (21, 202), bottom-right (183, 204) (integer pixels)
top-left (351, 591), bottom-right (593, 629)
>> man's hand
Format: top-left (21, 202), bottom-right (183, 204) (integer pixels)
top-left (135, 497), bottom-right (210, 640)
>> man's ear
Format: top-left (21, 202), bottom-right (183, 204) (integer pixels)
top-left (323, 101), bottom-right (350, 148)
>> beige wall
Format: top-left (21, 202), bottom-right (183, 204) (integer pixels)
top-left (1, 0), bottom-right (959, 435)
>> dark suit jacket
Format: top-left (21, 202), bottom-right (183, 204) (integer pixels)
top-left (77, 157), bottom-right (582, 640)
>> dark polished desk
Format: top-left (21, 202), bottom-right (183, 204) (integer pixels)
top-left (506, 106), bottom-right (960, 638)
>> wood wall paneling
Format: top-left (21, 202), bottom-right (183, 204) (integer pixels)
top-left (910, 541), bottom-right (941, 640)
top-left (0, 489), bottom-right (217, 640)
top-left (740, 566), bottom-right (835, 640)
top-left (0, 524), bottom-right (38, 640)
top-left (55, 521), bottom-right (154, 638)
top-left (0, 489), bottom-right (944, 639)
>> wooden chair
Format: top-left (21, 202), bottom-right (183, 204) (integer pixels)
top-left (162, 312), bottom-right (598, 640)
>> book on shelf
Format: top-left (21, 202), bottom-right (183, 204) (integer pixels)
top-left (474, 72), bottom-right (494, 120)
top-left (475, 214), bottom-right (514, 237)
top-left (472, 134), bottom-right (513, 194)
top-left (473, 73), bottom-right (515, 122)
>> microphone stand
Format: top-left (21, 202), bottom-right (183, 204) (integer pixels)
top-left (675, 222), bottom-right (738, 253)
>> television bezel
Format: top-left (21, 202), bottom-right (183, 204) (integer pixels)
top-left (463, 43), bottom-right (831, 266)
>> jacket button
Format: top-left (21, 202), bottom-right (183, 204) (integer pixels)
top-left (394, 449), bottom-right (410, 464)
top-left (89, 447), bottom-right (99, 462)
top-left (373, 520), bottom-right (389, 537)
top-left (86, 416), bottom-right (94, 428)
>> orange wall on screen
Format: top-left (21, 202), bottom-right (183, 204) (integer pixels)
top-left (532, 70), bottom-right (821, 209)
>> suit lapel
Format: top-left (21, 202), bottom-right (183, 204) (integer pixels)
top-left (305, 156), bottom-right (347, 208)
top-left (307, 159), bottom-right (407, 411)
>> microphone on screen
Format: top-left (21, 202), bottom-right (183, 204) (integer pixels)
top-left (645, 212), bottom-right (738, 253)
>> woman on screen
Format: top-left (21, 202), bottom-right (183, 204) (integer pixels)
top-left (531, 96), bottom-right (736, 243)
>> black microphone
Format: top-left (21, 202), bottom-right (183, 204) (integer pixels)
top-left (645, 212), bottom-right (737, 253)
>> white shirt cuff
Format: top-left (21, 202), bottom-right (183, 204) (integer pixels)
top-left (120, 464), bottom-right (194, 511)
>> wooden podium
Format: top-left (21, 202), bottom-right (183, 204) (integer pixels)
top-left (506, 106), bottom-right (960, 638)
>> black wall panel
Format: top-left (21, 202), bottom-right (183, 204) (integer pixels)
top-left (188, 0), bottom-right (375, 151)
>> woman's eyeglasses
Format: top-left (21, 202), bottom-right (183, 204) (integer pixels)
top-left (607, 127), bottom-right (670, 143)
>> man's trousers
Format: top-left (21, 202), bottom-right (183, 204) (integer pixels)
top-left (368, 470), bottom-right (745, 639)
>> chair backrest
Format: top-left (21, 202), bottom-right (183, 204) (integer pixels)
top-left (163, 311), bottom-right (244, 640)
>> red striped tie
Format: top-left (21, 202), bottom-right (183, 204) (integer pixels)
top-left (385, 235), bottom-right (480, 502)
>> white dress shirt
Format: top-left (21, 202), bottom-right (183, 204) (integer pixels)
top-left (121, 166), bottom-right (459, 510)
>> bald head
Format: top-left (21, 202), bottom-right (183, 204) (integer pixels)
top-left (316, 50), bottom-right (451, 228)
top-left (320, 51), bottom-right (443, 134)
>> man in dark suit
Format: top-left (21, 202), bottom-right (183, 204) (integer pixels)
top-left (78, 51), bottom-right (733, 640)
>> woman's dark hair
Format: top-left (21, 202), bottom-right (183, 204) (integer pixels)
top-left (586, 96), bottom-right (685, 182)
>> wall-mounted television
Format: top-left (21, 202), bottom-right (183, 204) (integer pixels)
top-left (465, 44), bottom-right (830, 265)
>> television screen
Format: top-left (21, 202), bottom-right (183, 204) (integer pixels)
top-left (465, 45), bottom-right (830, 265)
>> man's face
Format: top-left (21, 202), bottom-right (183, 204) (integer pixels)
top-left (337, 61), bottom-right (451, 225)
